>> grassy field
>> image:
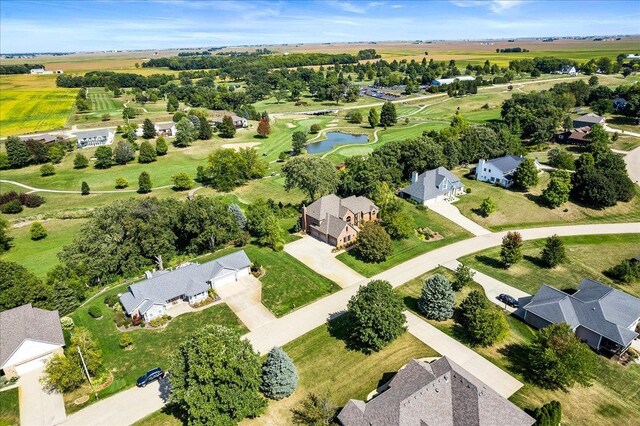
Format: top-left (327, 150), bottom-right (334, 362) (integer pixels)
top-left (1, 219), bottom-right (86, 277)
top-left (396, 267), bottom-right (640, 426)
top-left (336, 200), bottom-right (472, 277)
top-left (453, 171), bottom-right (640, 231)
top-left (0, 387), bottom-right (20, 426)
top-left (459, 234), bottom-right (640, 297)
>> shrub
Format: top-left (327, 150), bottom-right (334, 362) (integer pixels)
top-left (606, 259), bottom-right (640, 283)
top-left (60, 316), bottom-right (75, 331)
top-left (251, 261), bottom-right (262, 273)
top-left (119, 333), bottom-right (133, 349)
top-left (500, 231), bottom-right (522, 268)
top-left (309, 123), bottom-right (321, 134)
top-left (452, 263), bottom-right (475, 291)
top-left (172, 172), bottom-right (193, 190)
top-left (148, 314), bottom-right (170, 328)
top-left (540, 235), bottom-right (567, 268)
top-left (40, 164), bottom-right (55, 176)
top-left (465, 187), bottom-right (472, 194)
top-left (88, 306), bottom-right (102, 319)
top-left (261, 347), bottom-right (298, 400)
top-left (20, 193), bottom-right (45, 208)
top-left (291, 393), bottom-right (336, 426)
top-left (479, 197), bottom-right (496, 217)
top-left (104, 294), bottom-right (119, 307)
top-left (29, 222), bottom-right (48, 240)
top-left (418, 274), bottom-right (454, 321)
top-left (115, 177), bottom-right (129, 189)
top-left (1, 200), bottom-right (23, 214)
top-left (533, 400), bottom-right (562, 426)
top-left (81, 181), bottom-right (90, 195)
top-left (73, 153), bottom-right (89, 169)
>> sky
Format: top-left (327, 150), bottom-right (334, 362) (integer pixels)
top-left (1, 0), bottom-right (639, 53)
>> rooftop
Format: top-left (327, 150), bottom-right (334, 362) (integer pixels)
top-left (401, 167), bottom-right (461, 201)
top-left (483, 155), bottom-right (525, 174)
top-left (574, 113), bottom-right (605, 124)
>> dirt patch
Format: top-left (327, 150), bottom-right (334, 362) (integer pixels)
top-left (221, 142), bottom-right (261, 151)
top-left (286, 123), bottom-right (296, 128)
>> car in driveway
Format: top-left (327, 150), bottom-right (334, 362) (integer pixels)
top-left (496, 293), bottom-right (519, 308)
top-left (136, 367), bottom-right (164, 387)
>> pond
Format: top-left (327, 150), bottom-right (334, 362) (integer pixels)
top-left (306, 132), bottom-right (369, 154)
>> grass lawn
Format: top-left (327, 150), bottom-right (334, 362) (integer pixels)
top-left (453, 171), bottom-right (640, 231)
top-left (1, 219), bottom-right (87, 277)
top-left (611, 135), bottom-right (640, 152)
top-left (0, 388), bottom-right (20, 426)
top-left (69, 291), bottom-right (246, 412)
top-left (336, 200), bottom-right (472, 277)
top-left (459, 233), bottom-right (640, 297)
top-left (396, 267), bottom-right (640, 426)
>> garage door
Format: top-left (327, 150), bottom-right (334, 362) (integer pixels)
top-left (213, 270), bottom-right (236, 288)
top-left (15, 353), bottom-right (53, 375)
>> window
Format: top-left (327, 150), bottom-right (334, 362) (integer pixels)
top-left (488, 169), bottom-right (492, 172)
top-left (483, 168), bottom-right (486, 171)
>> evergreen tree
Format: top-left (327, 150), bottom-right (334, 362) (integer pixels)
top-left (138, 171), bottom-right (152, 194)
top-left (5, 136), bottom-right (30, 168)
top-left (540, 235), bottom-right (567, 268)
top-left (199, 117), bottom-right (213, 140)
top-left (138, 141), bottom-right (157, 163)
top-left (368, 108), bottom-right (379, 128)
top-left (479, 197), bottom-right (496, 217)
top-left (174, 117), bottom-right (195, 147)
top-left (142, 118), bottom-right (156, 139)
top-left (380, 101), bottom-right (398, 127)
top-left (418, 274), bottom-right (455, 321)
top-left (229, 204), bottom-right (247, 229)
top-left (452, 263), bottom-right (475, 291)
top-left (218, 115), bottom-right (236, 138)
top-left (261, 347), bottom-right (298, 400)
top-left (0, 218), bottom-right (12, 253)
top-left (533, 401), bottom-right (562, 426)
top-left (500, 231), bottom-right (523, 268)
top-left (155, 137), bottom-right (168, 156)
top-left (513, 158), bottom-right (539, 189)
top-left (81, 181), bottom-right (90, 195)
top-left (30, 222), bottom-right (48, 240)
top-left (73, 153), bottom-right (89, 169)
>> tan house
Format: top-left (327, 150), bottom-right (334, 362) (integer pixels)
top-left (301, 194), bottom-right (378, 246)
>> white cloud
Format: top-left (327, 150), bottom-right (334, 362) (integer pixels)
top-left (391, 4), bottom-right (404, 8)
top-left (449, 0), bottom-right (525, 14)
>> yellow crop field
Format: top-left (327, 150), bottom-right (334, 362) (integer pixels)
top-left (0, 74), bottom-right (76, 137)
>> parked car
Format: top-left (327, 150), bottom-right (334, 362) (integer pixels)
top-left (136, 367), bottom-right (164, 387)
top-left (496, 294), bottom-right (519, 308)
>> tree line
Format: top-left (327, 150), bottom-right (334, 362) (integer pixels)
top-left (0, 63), bottom-right (46, 74)
top-left (56, 71), bottom-right (174, 89)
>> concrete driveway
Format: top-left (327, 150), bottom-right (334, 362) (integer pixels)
top-left (216, 276), bottom-right (276, 331)
top-left (18, 367), bottom-right (66, 426)
top-left (428, 201), bottom-right (491, 236)
top-left (284, 236), bottom-right (365, 288)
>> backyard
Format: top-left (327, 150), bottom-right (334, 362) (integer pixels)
top-left (0, 388), bottom-right (20, 426)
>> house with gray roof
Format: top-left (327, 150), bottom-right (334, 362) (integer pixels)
top-left (573, 113), bottom-right (605, 129)
top-left (119, 250), bottom-right (251, 322)
top-left (518, 278), bottom-right (640, 355)
top-left (337, 357), bottom-right (534, 426)
top-left (401, 167), bottom-right (464, 205)
top-left (301, 194), bottom-right (378, 247)
top-left (75, 128), bottom-right (115, 148)
top-left (476, 155), bottom-right (541, 188)
top-left (0, 304), bottom-right (65, 377)
top-left (154, 122), bottom-right (177, 137)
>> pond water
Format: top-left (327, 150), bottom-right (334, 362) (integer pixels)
top-left (306, 132), bottom-right (369, 154)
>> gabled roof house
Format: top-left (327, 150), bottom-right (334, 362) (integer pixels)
top-left (573, 113), bottom-right (605, 129)
top-left (401, 167), bottom-right (464, 205)
top-left (337, 357), bottom-right (535, 426)
top-left (476, 155), bottom-right (541, 188)
top-left (518, 278), bottom-right (640, 355)
top-left (155, 122), bottom-right (177, 137)
top-left (119, 250), bottom-right (251, 322)
top-left (75, 128), bottom-right (115, 148)
top-left (0, 304), bottom-right (65, 377)
top-left (301, 194), bottom-right (378, 247)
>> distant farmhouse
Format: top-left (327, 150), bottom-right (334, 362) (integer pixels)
top-left (337, 357), bottom-right (535, 426)
top-left (476, 155), bottom-right (541, 188)
top-left (155, 122), bottom-right (177, 137)
top-left (301, 194), bottom-right (378, 247)
top-left (431, 75), bottom-right (476, 86)
top-left (30, 68), bottom-right (53, 75)
top-left (75, 128), bottom-right (115, 148)
top-left (211, 115), bottom-right (248, 129)
top-left (554, 65), bottom-right (577, 76)
top-left (518, 278), bottom-right (640, 355)
top-left (119, 251), bottom-right (251, 322)
top-left (573, 113), bottom-right (605, 129)
top-left (400, 167), bottom-right (465, 205)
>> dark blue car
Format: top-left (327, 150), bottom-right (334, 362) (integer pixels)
top-left (136, 367), bottom-right (164, 387)
top-left (497, 294), bottom-right (519, 308)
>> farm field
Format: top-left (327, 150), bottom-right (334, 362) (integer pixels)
top-left (396, 267), bottom-right (640, 426)
top-left (459, 233), bottom-right (640, 297)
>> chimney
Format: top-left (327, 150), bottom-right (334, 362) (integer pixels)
top-left (411, 171), bottom-right (418, 184)
top-left (144, 271), bottom-right (153, 280)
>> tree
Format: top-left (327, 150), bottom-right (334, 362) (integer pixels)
top-left (547, 148), bottom-right (575, 170)
top-left (246, 200), bottom-right (284, 251)
top-left (138, 171), bottom-right (152, 193)
top-left (309, 123), bottom-right (321, 134)
top-left (5, 136), bottom-right (31, 168)
top-left (533, 401), bottom-right (562, 426)
top-left (1, 200), bottom-right (22, 214)
top-left (174, 117), bottom-right (195, 147)
top-left (591, 98), bottom-right (613, 115)
top-left (541, 170), bottom-right (572, 208)
top-left (346, 280), bottom-right (407, 352)
top-left (540, 235), bottom-right (566, 268)
top-left (42, 353), bottom-right (85, 393)
top-left (0, 260), bottom-right (51, 311)
top-left (257, 117), bottom-right (271, 138)
top-left (0, 218), bottom-right (12, 253)
top-left (69, 327), bottom-right (103, 375)
top-left (291, 393), bottom-right (337, 426)
top-left (588, 75), bottom-right (599, 86)
top-left (40, 164), bottom-right (55, 176)
top-left (528, 323), bottom-right (596, 389)
top-left (368, 107), bottom-right (379, 128)
top-left (94, 146), bottom-right (113, 169)
top-left (138, 140), bottom-right (157, 163)
top-left (198, 117), bottom-right (213, 140)
top-left (30, 222), bottom-right (48, 240)
top-left (418, 274), bottom-right (455, 321)
top-left (452, 263), bottom-right (475, 291)
top-left (281, 157), bottom-right (339, 201)
top-left (81, 181), bottom-right (90, 195)
top-left (113, 141), bottom-right (135, 165)
top-left (218, 115), bottom-right (237, 138)
top-left (261, 347), bottom-right (298, 400)
top-left (458, 290), bottom-right (509, 346)
top-left (354, 222), bottom-right (392, 263)
top-left (346, 110), bottom-right (363, 124)
top-left (119, 333), bottom-right (134, 349)
top-left (500, 231), bottom-right (523, 268)
top-left (380, 101), bottom-right (397, 127)
top-left (168, 325), bottom-right (266, 425)
top-left (172, 172), bottom-right (193, 190)
top-left (155, 137), bottom-right (168, 156)
top-left (122, 105), bottom-right (137, 119)
top-left (381, 201), bottom-right (413, 239)
top-left (479, 197), bottom-right (496, 217)
top-left (167, 94), bottom-right (179, 112)
top-left (142, 118), bottom-right (156, 139)
top-left (229, 204), bottom-right (247, 229)
top-left (115, 177), bottom-right (128, 189)
top-left (73, 153), bottom-right (89, 169)
top-left (291, 131), bottom-right (307, 155)
top-left (513, 158), bottom-right (539, 189)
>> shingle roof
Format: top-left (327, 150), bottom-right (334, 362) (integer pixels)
top-left (484, 155), bottom-right (525, 174)
top-left (0, 304), bottom-right (65, 368)
top-left (155, 122), bottom-right (175, 130)
top-left (401, 167), bottom-right (462, 202)
top-left (75, 128), bottom-right (113, 139)
top-left (574, 113), bottom-right (605, 124)
top-left (310, 214), bottom-right (355, 240)
top-left (337, 357), bottom-right (534, 426)
top-left (523, 279), bottom-right (640, 347)
top-left (306, 194), bottom-right (377, 222)
top-left (119, 250), bottom-right (251, 315)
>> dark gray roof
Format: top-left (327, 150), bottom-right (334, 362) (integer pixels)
top-left (310, 214), bottom-right (355, 240)
top-left (484, 155), bottom-right (525, 174)
top-left (523, 279), bottom-right (640, 347)
top-left (337, 357), bottom-right (535, 426)
top-left (0, 304), bottom-right (65, 367)
top-left (119, 250), bottom-right (251, 315)
top-left (401, 167), bottom-right (462, 202)
top-left (574, 113), bottom-right (605, 124)
top-left (20, 133), bottom-right (57, 143)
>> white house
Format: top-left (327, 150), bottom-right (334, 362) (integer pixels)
top-left (212, 115), bottom-right (248, 129)
top-left (155, 122), bottom-right (177, 137)
top-left (119, 250), bottom-right (252, 322)
top-left (476, 155), bottom-right (541, 188)
top-left (431, 75), bottom-right (476, 86)
top-left (400, 167), bottom-right (465, 205)
top-left (30, 68), bottom-right (53, 75)
top-left (75, 128), bottom-right (115, 148)
top-left (554, 66), bottom-right (577, 76)
top-left (0, 304), bottom-right (65, 377)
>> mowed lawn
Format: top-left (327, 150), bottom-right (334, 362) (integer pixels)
top-left (459, 234), bottom-right (640, 297)
top-left (0, 387), bottom-right (20, 426)
top-left (396, 267), bottom-right (640, 426)
top-left (336, 200), bottom-right (472, 277)
top-left (1, 219), bottom-right (86, 277)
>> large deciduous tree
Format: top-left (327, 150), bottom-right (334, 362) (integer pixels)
top-left (457, 290), bottom-right (509, 346)
top-left (380, 102), bottom-right (397, 127)
top-left (542, 170), bottom-right (572, 208)
top-left (5, 136), bottom-right (31, 168)
top-left (353, 222), bottom-right (392, 263)
top-left (281, 157), bottom-right (339, 201)
top-left (418, 274), bottom-right (455, 321)
top-left (512, 158), bottom-right (539, 190)
top-left (291, 131), bottom-right (307, 156)
top-left (94, 146), bottom-right (113, 169)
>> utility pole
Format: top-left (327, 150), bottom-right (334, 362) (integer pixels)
top-left (77, 346), bottom-right (98, 401)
